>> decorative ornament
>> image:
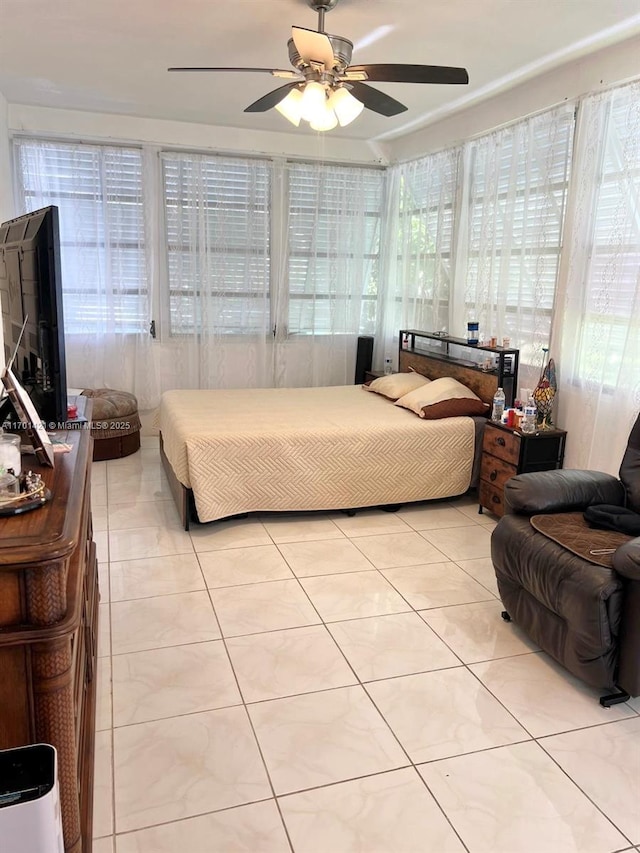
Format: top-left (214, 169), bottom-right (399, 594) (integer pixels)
top-left (532, 348), bottom-right (557, 429)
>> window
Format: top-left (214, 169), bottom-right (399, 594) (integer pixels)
top-left (286, 162), bottom-right (384, 335)
top-left (14, 139), bottom-right (148, 334)
top-left (390, 149), bottom-right (460, 334)
top-left (162, 152), bottom-right (272, 336)
top-left (460, 106), bottom-right (575, 365)
top-left (575, 85), bottom-right (640, 387)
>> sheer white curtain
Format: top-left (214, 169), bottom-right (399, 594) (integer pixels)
top-left (377, 149), bottom-right (460, 369)
top-left (13, 139), bottom-right (159, 408)
top-left (160, 152), bottom-right (273, 390)
top-left (275, 161), bottom-right (384, 387)
top-left (551, 81), bottom-right (640, 473)
top-left (453, 106), bottom-right (575, 388)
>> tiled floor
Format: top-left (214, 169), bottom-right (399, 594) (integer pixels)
top-left (93, 437), bottom-right (640, 853)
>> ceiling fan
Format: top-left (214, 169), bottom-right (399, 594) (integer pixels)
top-left (168, 0), bottom-right (469, 131)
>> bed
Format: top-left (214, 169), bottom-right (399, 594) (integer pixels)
top-left (159, 342), bottom-right (504, 529)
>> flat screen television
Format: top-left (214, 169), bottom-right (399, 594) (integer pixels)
top-left (0, 206), bottom-right (67, 426)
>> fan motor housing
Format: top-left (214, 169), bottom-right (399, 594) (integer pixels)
top-left (307, 0), bottom-right (340, 11)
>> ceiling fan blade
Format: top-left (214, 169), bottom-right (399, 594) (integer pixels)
top-left (347, 81), bottom-right (407, 117)
top-left (345, 64), bottom-right (469, 85)
top-left (168, 67), bottom-right (300, 79)
top-left (244, 82), bottom-right (300, 113)
top-left (291, 26), bottom-right (335, 68)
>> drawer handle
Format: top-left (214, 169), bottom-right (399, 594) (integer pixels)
top-left (492, 494), bottom-right (501, 505)
top-left (490, 470), bottom-right (498, 482)
top-left (496, 437), bottom-right (506, 446)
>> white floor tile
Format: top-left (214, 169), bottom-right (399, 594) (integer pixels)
top-left (420, 524), bottom-right (493, 561)
top-left (540, 717), bottom-right (640, 844)
top-left (109, 553), bottom-right (205, 601)
top-left (115, 801), bottom-right (290, 853)
top-left (93, 730), bottom-right (113, 838)
top-left (418, 741), bottom-right (628, 853)
top-left (421, 599), bottom-right (539, 663)
top-left (367, 668), bottom-right (528, 763)
top-left (199, 544), bottom-right (293, 587)
top-left (98, 602), bottom-right (111, 658)
top-left (471, 652), bottom-right (636, 737)
top-left (113, 707), bottom-right (271, 832)
top-left (95, 655), bottom-right (112, 732)
top-left (397, 504), bottom-right (473, 531)
top-left (227, 625), bottom-right (356, 702)
top-left (111, 592), bottom-right (221, 655)
top-left (109, 525), bottom-right (193, 562)
top-left (327, 612), bottom-right (460, 682)
top-left (381, 561), bottom-right (494, 609)
top-left (351, 531), bottom-right (447, 569)
top-left (93, 838), bottom-right (113, 853)
top-left (190, 518), bottom-right (271, 552)
top-left (278, 537), bottom-right (375, 577)
top-left (330, 509), bottom-right (412, 537)
top-left (211, 579), bottom-right (321, 637)
top-left (279, 767), bottom-right (466, 853)
top-left (248, 685), bottom-right (408, 794)
top-left (454, 556), bottom-right (500, 598)
top-left (262, 515), bottom-right (345, 544)
top-left (112, 641), bottom-right (241, 726)
top-left (300, 570), bottom-right (411, 621)
top-left (108, 499), bottom-right (183, 531)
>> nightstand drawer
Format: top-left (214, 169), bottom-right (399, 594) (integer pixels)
top-left (480, 453), bottom-right (518, 491)
top-left (482, 424), bottom-right (520, 466)
top-left (479, 480), bottom-right (507, 517)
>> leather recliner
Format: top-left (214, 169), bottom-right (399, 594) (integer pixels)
top-left (491, 413), bottom-right (640, 705)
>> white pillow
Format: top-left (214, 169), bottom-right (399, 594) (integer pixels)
top-left (363, 371), bottom-right (430, 401)
top-left (395, 376), bottom-right (487, 418)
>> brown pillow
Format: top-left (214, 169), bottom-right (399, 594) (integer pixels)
top-left (395, 376), bottom-right (488, 419)
top-left (420, 398), bottom-right (490, 419)
top-left (363, 372), bottom-right (430, 401)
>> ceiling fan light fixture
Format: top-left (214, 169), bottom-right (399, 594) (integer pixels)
top-left (300, 80), bottom-right (328, 122)
top-left (309, 103), bottom-right (338, 131)
top-left (328, 86), bottom-right (364, 126)
top-left (275, 88), bottom-right (304, 126)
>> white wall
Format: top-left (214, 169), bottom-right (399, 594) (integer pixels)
top-left (0, 91), bottom-right (12, 359)
top-left (7, 105), bottom-right (386, 165)
top-left (385, 32), bottom-right (640, 162)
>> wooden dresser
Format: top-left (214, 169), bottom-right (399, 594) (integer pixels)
top-left (0, 426), bottom-right (98, 853)
top-left (479, 421), bottom-right (567, 516)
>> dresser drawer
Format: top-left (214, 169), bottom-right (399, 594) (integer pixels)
top-left (482, 424), bottom-right (520, 466)
top-left (479, 480), bottom-right (507, 517)
top-left (480, 453), bottom-right (518, 491)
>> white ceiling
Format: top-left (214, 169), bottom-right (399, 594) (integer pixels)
top-left (1, 0), bottom-right (639, 143)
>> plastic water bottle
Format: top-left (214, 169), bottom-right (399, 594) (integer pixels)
top-left (491, 387), bottom-right (506, 423)
top-left (384, 356), bottom-right (393, 375)
top-left (521, 397), bottom-right (537, 434)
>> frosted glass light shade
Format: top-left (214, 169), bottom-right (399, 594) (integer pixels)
top-left (309, 104), bottom-right (338, 131)
top-left (328, 87), bottom-right (365, 127)
top-left (300, 81), bottom-right (327, 122)
top-left (275, 88), bottom-right (304, 126)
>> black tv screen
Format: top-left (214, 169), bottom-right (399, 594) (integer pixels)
top-left (0, 206), bottom-right (67, 426)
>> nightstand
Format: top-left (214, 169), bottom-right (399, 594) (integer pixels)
top-left (479, 421), bottom-right (567, 516)
top-left (363, 370), bottom-right (385, 383)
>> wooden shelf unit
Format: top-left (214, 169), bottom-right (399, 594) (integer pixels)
top-left (399, 329), bottom-right (520, 407)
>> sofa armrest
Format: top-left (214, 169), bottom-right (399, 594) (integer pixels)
top-left (504, 469), bottom-right (626, 515)
top-left (613, 538), bottom-right (640, 581)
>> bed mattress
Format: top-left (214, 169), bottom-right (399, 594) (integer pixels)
top-left (158, 384), bottom-right (476, 523)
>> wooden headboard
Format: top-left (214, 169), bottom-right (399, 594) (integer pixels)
top-left (397, 330), bottom-right (519, 407)
top-left (398, 349), bottom-right (498, 405)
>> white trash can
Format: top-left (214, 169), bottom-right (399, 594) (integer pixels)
top-left (0, 744), bottom-right (64, 853)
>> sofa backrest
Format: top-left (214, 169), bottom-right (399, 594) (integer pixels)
top-left (619, 412), bottom-right (640, 513)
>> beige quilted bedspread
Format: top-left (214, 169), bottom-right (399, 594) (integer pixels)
top-left (158, 385), bottom-right (475, 523)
